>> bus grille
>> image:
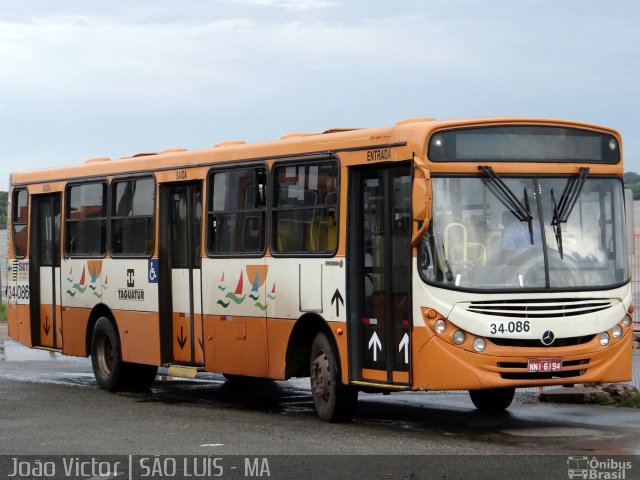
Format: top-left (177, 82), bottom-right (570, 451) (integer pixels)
top-left (488, 335), bottom-right (595, 348)
top-left (497, 359), bottom-right (590, 380)
top-left (466, 298), bottom-right (612, 319)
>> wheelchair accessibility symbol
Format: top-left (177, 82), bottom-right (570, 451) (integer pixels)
top-left (148, 259), bottom-right (159, 284)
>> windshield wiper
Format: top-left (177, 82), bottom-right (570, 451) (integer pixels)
top-left (478, 165), bottom-right (535, 245)
top-left (551, 167), bottom-right (589, 259)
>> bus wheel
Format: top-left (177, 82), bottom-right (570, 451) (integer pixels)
top-left (468, 388), bottom-right (515, 412)
top-left (91, 317), bottom-right (158, 391)
top-left (310, 332), bottom-right (357, 422)
top-left (91, 317), bottom-right (125, 390)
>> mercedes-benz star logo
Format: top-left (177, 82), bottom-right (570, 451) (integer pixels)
top-left (541, 330), bottom-right (555, 346)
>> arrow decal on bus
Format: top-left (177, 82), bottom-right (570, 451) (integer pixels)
top-left (331, 289), bottom-right (344, 316)
top-left (177, 326), bottom-right (187, 350)
top-left (399, 333), bottom-right (409, 364)
top-left (368, 331), bottom-right (382, 362)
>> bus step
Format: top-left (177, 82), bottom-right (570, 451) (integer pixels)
top-left (167, 365), bottom-right (199, 379)
top-left (33, 346), bottom-right (62, 353)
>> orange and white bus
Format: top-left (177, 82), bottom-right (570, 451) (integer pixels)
top-left (5, 117), bottom-right (633, 422)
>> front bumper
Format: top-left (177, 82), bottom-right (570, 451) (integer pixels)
top-left (410, 325), bottom-right (632, 391)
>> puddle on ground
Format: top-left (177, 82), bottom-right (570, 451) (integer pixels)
top-left (502, 427), bottom-right (604, 437)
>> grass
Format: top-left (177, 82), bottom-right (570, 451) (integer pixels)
top-left (0, 301), bottom-right (5, 322)
top-left (596, 395), bottom-right (616, 406)
top-left (619, 391), bottom-right (640, 409)
top-left (595, 387), bottom-right (640, 408)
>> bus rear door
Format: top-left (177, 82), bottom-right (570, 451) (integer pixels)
top-left (29, 193), bottom-right (62, 350)
top-left (159, 182), bottom-right (205, 366)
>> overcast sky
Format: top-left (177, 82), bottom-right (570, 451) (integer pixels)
top-left (1, 0), bottom-right (639, 190)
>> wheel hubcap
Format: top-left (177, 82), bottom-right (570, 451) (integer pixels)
top-left (96, 334), bottom-right (114, 377)
top-left (311, 351), bottom-right (331, 402)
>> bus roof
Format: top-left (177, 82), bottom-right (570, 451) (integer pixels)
top-left (10, 117), bottom-right (621, 186)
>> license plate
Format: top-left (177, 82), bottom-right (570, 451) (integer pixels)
top-left (527, 358), bottom-right (563, 372)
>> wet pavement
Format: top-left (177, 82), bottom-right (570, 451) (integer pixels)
top-left (1, 324), bottom-right (640, 457)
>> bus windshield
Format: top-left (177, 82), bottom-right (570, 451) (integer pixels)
top-left (418, 175), bottom-right (629, 291)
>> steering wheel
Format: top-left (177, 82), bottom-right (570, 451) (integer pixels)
top-left (510, 246), bottom-right (580, 287)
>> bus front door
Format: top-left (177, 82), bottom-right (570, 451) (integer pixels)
top-left (159, 183), bottom-right (204, 366)
top-left (29, 194), bottom-right (62, 350)
top-left (348, 164), bottom-right (412, 387)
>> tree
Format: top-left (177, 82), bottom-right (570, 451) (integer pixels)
top-left (623, 172), bottom-right (640, 199)
top-left (0, 191), bottom-right (7, 229)
top-left (627, 183), bottom-right (640, 200)
top-left (624, 172), bottom-right (640, 185)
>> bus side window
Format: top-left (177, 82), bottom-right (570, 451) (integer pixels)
top-left (65, 182), bottom-right (107, 257)
top-left (207, 166), bottom-right (266, 255)
top-left (12, 188), bottom-right (29, 258)
top-left (272, 160), bottom-right (338, 255)
top-left (110, 177), bottom-right (155, 257)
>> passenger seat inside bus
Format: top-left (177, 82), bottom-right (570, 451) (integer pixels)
top-left (276, 188), bottom-right (317, 251)
top-left (308, 191), bottom-right (337, 252)
top-left (241, 185), bottom-right (262, 252)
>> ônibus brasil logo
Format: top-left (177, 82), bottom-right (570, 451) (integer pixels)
top-left (567, 456), bottom-right (632, 479)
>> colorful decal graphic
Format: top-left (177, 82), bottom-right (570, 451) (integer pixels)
top-left (267, 283), bottom-right (277, 302)
top-left (66, 260), bottom-right (104, 299)
top-left (10, 260), bottom-right (29, 281)
top-left (217, 273), bottom-right (226, 292)
top-left (215, 265), bottom-right (275, 311)
top-left (226, 271), bottom-right (246, 305)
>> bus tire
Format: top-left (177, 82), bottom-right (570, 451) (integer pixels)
top-left (91, 317), bottom-right (127, 390)
top-left (91, 317), bottom-right (158, 391)
top-left (468, 388), bottom-right (515, 412)
top-left (310, 332), bottom-right (357, 422)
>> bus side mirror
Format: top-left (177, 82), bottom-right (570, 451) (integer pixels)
top-left (412, 170), bottom-right (432, 224)
top-left (411, 164), bottom-right (432, 247)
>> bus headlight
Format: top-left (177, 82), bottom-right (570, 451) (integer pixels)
top-left (599, 332), bottom-right (610, 346)
top-left (622, 315), bottom-right (632, 328)
top-left (453, 330), bottom-right (465, 345)
top-left (434, 319), bottom-right (446, 334)
top-left (472, 338), bottom-right (486, 352)
top-left (612, 325), bottom-right (623, 339)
